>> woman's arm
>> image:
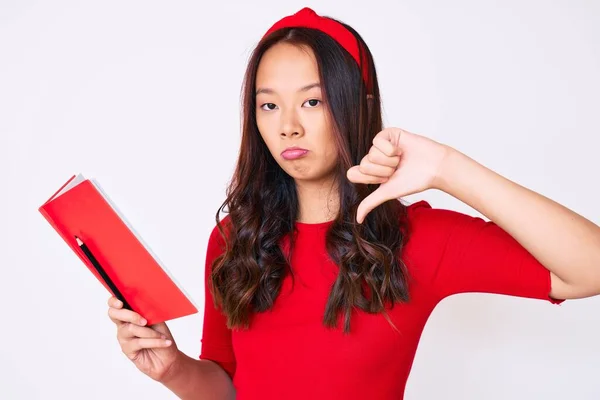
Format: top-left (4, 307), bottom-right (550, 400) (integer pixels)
top-left (349, 127), bottom-right (600, 299)
top-left (436, 148), bottom-right (600, 300)
top-left (161, 350), bottom-right (236, 400)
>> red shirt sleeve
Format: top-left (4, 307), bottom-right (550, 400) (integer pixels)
top-left (405, 201), bottom-right (565, 305)
top-left (198, 220), bottom-right (236, 379)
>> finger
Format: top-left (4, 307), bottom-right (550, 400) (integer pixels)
top-left (107, 296), bottom-right (125, 326)
top-left (373, 136), bottom-right (401, 157)
top-left (108, 296), bottom-right (123, 309)
top-left (108, 307), bottom-right (147, 327)
top-left (347, 166), bottom-right (389, 184)
top-left (356, 187), bottom-right (391, 224)
top-left (118, 322), bottom-right (167, 341)
top-left (144, 321), bottom-right (171, 338)
top-left (367, 146), bottom-right (400, 168)
top-left (359, 157), bottom-right (396, 177)
top-left (123, 338), bottom-right (173, 358)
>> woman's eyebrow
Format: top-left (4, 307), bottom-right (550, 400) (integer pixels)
top-left (256, 82), bottom-right (321, 95)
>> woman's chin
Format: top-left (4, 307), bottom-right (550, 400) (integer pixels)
top-left (286, 170), bottom-right (337, 184)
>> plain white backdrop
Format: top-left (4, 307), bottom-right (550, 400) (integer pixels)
top-left (1, 0), bottom-right (599, 398)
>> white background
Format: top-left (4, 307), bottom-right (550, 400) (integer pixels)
top-left (1, 0), bottom-right (599, 399)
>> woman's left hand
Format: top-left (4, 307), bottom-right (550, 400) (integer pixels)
top-left (346, 127), bottom-right (451, 223)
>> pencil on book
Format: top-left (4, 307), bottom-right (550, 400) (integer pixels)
top-left (75, 235), bottom-right (132, 310)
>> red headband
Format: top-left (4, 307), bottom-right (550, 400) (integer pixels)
top-left (262, 7), bottom-right (372, 93)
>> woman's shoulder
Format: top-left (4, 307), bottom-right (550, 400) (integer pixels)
top-left (206, 214), bottom-right (234, 252)
top-left (401, 199), bottom-right (490, 270)
top-left (404, 199), bottom-right (474, 235)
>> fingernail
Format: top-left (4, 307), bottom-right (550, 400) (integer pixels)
top-left (140, 318), bottom-right (147, 325)
top-left (165, 340), bottom-right (172, 346)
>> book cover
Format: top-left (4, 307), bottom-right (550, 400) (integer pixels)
top-left (38, 174), bottom-right (198, 325)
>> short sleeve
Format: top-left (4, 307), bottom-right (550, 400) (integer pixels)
top-left (405, 200), bottom-right (564, 305)
top-left (198, 220), bottom-right (236, 379)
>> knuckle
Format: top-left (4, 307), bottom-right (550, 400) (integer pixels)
top-left (117, 324), bottom-right (130, 339)
top-left (125, 311), bottom-right (137, 324)
top-left (117, 325), bottom-right (126, 338)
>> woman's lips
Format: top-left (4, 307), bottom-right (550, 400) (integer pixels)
top-left (281, 148), bottom-right (309, 160)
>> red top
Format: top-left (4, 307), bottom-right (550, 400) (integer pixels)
top-left (199, 200), bottom-right (563, 399)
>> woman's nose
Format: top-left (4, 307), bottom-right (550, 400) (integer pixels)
top-left (280, 110), bottom-right (304, 138)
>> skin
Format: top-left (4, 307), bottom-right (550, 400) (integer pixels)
top-left (106, 39), bottom-right (600, 399)
top-left (348, 128), bottom-right (600, 300)
top-left (255, 42), bottom-right (356, 224)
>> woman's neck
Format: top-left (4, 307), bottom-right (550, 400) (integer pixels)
top-left (295, 178), bottom-right (340, 224)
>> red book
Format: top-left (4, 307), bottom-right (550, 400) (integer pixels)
top-left (38, 173), bottom-right (198, 325)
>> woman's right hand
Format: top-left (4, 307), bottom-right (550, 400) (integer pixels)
top-left (108, 296), bottom-right (180, 382)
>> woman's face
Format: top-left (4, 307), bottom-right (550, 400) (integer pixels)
top-left (255, 42), bottom-right (338, 184)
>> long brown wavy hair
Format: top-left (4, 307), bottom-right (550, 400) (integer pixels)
top-left (211, 17), bottom-right (411, 334)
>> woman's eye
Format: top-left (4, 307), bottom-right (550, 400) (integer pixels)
top-left (259, 100), bottom-right (320, 111)
top-left (260, 103), bottom-right (277, 111)
top-left (261, 103), bottom-right (277, 111)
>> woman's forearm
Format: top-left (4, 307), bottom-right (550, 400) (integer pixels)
top-left (161, 350), bottom-right (236, 400)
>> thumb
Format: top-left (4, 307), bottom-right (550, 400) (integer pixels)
top-left (356, 187), bottom-right (391, 224)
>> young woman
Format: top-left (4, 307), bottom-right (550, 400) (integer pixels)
top-left (107, 7), bottom-right (600, 399)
